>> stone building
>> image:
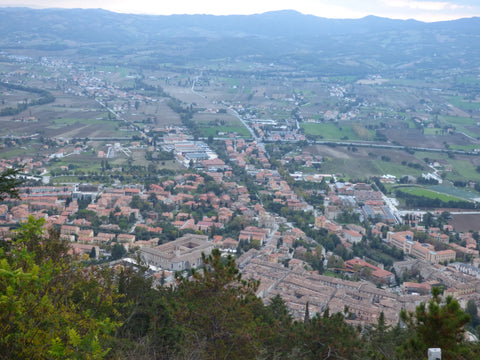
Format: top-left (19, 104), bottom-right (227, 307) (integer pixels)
top-left (140, 234), bottom-right (213, 271)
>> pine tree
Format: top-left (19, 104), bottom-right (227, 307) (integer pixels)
top-left (171, 249), bottom-right (263, 359)
top-left (304, 301), bottom-right (310, 324)
top-left (0, 166), bottom-right (23, 201)
top-left (399, 287), bottom-right (473, 360)
top-left (294, 311), bottom-right (363, 359)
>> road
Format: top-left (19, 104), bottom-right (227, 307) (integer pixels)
top-left (191, 72), bottom-right (262, 149)
top-left (263, 223), bottom-right (279, 247)
top-left (303, 140), bottom-right (480, 156)
top-left (382, 194), bottom-right (402, 224)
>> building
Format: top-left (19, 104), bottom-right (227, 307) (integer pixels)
top-left (343, 229), bottom-right (363, 244)
top-left (344, 258), bottom-right (395, 284)
top-left (117, 234), bottom-right (136, 244)
top-left (402, 282), bottom-right (431, 295)
top-left (140, 234), bottom-right (213, 271)
top-left (387, 231), bottom-right (456, 264)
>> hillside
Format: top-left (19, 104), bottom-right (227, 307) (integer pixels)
top-left (1, 8), bottom-right (480, 73)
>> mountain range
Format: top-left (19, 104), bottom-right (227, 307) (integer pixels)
top-left (1, 7), bottom-right (479, 74)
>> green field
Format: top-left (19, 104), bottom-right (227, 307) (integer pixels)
top-left (218, 77), bottom-right (241, 87)
top-left (394, 186), bottom-right (465, 202)
top-left (449, 144), bottom-right (480, 152)
top-left (318, 157), bottom-right (423, 180)
top-left (447, 95), bottom-right (480, 111)
top-left (438, 115), bottom-right (478, 136)
top-left (49, 155), bottom-right (102, 173)
top-left (426, 184), bottom-right (479, 200)
top-left (441, 115), bottom-right (476, 126)
top-left (95, 65), bottom-right (130, 78)
top-left (45, 116), bottom-right (138, 138)
top-left (423, 127), bottom-right (441, 135)
top-left (444, 159), bottom-right (480, 182)
top-left (372, 160), bottom-right (424, 178)
top-left (194, 115), bottom-right (251, 138)
top-left (47, 117), bottom-right (109, 128)
top-left (198, 124), bottom-right (251, 138)
top-left (0, 148), bottom-right (33, 158)
top-left (301, 123), bottom-right (374, 140)
top-left (413, 151), bottom-right (480, 182)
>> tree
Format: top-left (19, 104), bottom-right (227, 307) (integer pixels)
top-left (293, 311), bottom-right (363, 359)
top-left (170, 249), bottom-right (265, 359)
top-left (0, 167), bottom-right (23, 201)
top-left (399, 287), bottom-right (473, 360)
top-left (363, 311), bottom-right (410, 360)
top-left (0, 216), bottom-right (120, 359)
top-left (465, 299), bottom-right (480, 334)
top-left (111, 243), bottom-right (127, 260)
top-left (111, 264), bottom-right (182, 359)
top-left (304, 301), bottom-right (310, 324)
top-left (261, 294), bottom-right (295, 359)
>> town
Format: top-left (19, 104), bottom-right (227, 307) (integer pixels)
top-left (2, 121), bottom-right (480, 328)
top-left (2, 20), bottom-right (480, 333)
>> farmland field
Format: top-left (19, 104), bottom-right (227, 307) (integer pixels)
top-left (426, 184), bottom-right (480, 200)
top-left (449, 214), bottom-right (480, 233)
top-left (301, 123), bottom-right (374, 141)
top-left (307, 145), bottom-right (426, 179)
top-left (194, 113), bottom-right (251, 138)
top-left (414, 151), bottom-right (480, 182)
top-left (447, 96), bottom-right (480, 111)
top-left (393, 186), bottom-right (466, 202)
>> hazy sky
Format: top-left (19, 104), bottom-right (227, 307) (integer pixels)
top-left (2, 0), bottom-right (480, 22)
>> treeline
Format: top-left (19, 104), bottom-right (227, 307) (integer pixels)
top-left (2, 217), bottom-right (480, 360)
top-left (352, 236), bottom-right (404, 268)
top-left (416, 177), bottom-right (439, 185)
top-left (122, 78), bottom-right (167, 97)
top-left (395, 190), bottom-right (476, 209)
top-left (0, 82), bottom-right (55, 116)
top-left (167, 98), bottom-right (195, 123)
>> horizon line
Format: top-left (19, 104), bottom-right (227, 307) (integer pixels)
top-left (0, 6), bottom-right (479, 23)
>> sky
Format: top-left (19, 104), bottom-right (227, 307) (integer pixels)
top-left (1, 0), bottom-right (480, 22)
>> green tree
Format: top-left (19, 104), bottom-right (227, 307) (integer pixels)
top-left (111, 243), bottom-right (127, 260)
top-left (293, 311), bottom-right (363, 359)
top-left (465, 298), bottom-right (480, 334)
top-left (0, 166), bottom-right (23, 201)
top-left (0, 216), bottom-right (120, 360)
top-left (259, 294), bottom-right (295, 359)
top-left (111, 264), bottom-right (182, 359)
top-left (171, 249), bottom-right (264, 359)
top-left (399, 287), bottom-right (473, 360)
top-left (364, 311), bottom-right (410, 360)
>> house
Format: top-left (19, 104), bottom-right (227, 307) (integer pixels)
top-left (117, 234), bottom-right (136, 244)
top-left (70, 244), bottom-right (100, 259)
top-left (343, 230), bottom-right (363, 244)
top-left (78, 229), bottom-right (94, 243)
top-left (61, 225), bottom-right (80, 236)
top-left (315, 216), bottom-right (326, 228)
top-left (94, 232), bottom-right (116, 244)
top-left (201, 158), bottom-right (226, 171)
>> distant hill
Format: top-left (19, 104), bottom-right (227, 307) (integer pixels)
top-left (1, 7), bottom-right (479, 73)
